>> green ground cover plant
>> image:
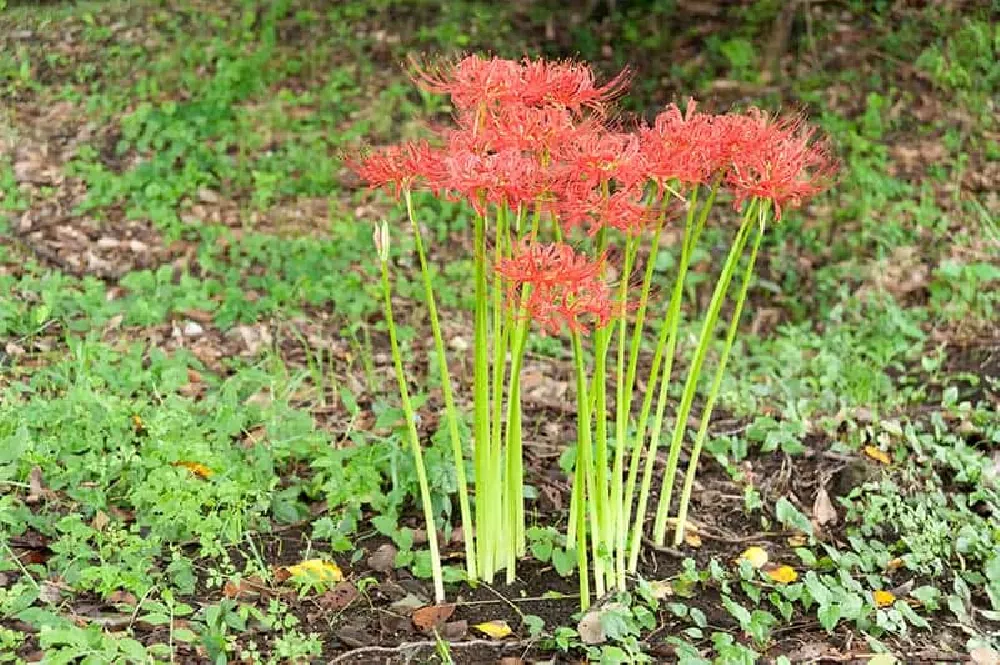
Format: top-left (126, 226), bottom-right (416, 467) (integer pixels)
top-left (0, 1), bottom-right (997, 663)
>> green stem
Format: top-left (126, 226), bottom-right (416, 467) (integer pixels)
top-left (591, 225), bottom-right (613, 592)
top-left (625, 185), bottom-right (702, 571)
top-left (611, 232), bottom-right (638, 591)
top-left (380, 258), bottom-right (445, 603)
top-left (489, 205), bottom-right (509, 578)
top-left (651, 200), bottom-right (757, 545)
top-left (404, 190), bottom-right (476, 581)
top-left (572, 329), bottom-right (602, 607)
top-left (472, 207), bottom-right (492, 580)
top-left (501, 209), bottom-right (540, 578)
top-left (673, 202), bottom-right (767, 546)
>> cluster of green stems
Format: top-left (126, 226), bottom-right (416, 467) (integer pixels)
top-left (375, 182), bottom-right (771, 608)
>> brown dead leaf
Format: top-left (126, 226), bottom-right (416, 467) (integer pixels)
top-left (367, 543), bottom-right (397, 573)
top-left (38, 581), bottom-right (63, 604)
top-left (106, 590), bottom-right (138, 606)
top-left (90, 510), bottom-right (110, 532)
top-left (25, 466), bottom-right (49, 504)
top-left (318, 581), bottom-right (359, 611)
top-left (442, 620), bottom-right (468, 641)
top-left (970, 647), bottom-right (1000, 665)
top-left (223, 576), bottom-right (267, 599)
top-left (812, 487), bottom-right (838, 528)
top-left (412, 603), bottom-right (456, 632)
top-left (577, 607), bottom-right (606, 645)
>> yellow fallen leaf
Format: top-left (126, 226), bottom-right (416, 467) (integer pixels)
top-left (764, 565), bottom-right (798, 584)
top-left (864, 446), bottom-right (891, 465)
top-left (474, 620), bottom-right (512, 639)
top-left (867, 654), bottom-right (897, 665)
top-left (173, 461), bottom-right (213, 478)
top-left (873, 589), bottom-right (896, 607)
top-left (649, 580), bottom-right (673, 599)
top-left (787, 534), bottom-right (808, 547)
top-left (886, 557), bottom-right (905, 571)
top-left (286, 559), bottom-right (343, 583)
top-left (684, 531), bottom-right (702, 548)
top-left (738, 546), bottom-right (769, 569)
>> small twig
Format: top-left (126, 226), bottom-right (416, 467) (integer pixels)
top-left (328, 639), bottom-right (511, 664)
top-left (641, 537), bottom-right (686, 559)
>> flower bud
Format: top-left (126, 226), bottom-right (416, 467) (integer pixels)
top-left (373, 221), bottom-right (390, 263)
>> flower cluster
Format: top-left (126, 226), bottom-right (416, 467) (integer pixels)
top-left (353, 54), bottom-right (837, 334)
top-left (497, 241), bottom-right (614, 335)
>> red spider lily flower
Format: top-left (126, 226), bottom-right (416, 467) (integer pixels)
top-left (639, 99), bottom-right (723, 186)
top-left (517, 57), bottom-right (631, 113)
top-left (556, 185), bottom-right (655, 236)
top-left (725, 114), bottom-right (838, 219)
top-left (410, 55), bottom-right (630, 115)
top-left (350, 141), bottom-right (444, 197)
top-left (458, 105), bottom-right (582, 156)
top-left (496, 241), bottom-right (616, 335)
top-left (556, 125), bottom-right (645, 189)
top-left (438, 148), bottom-right (547, 212)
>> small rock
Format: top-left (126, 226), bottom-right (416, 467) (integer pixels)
top-left (182, 321), bottom-right (204, 337)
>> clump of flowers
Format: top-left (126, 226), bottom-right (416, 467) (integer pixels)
top-left (353, 54), bottom-right (836, 607)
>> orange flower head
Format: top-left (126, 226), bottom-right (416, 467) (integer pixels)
top-left (496, 241), bottom-right (615, 335)
top-left (724, 111), bottom-right (838, 219)
top-left (410, 54), bottom-right (629, 114)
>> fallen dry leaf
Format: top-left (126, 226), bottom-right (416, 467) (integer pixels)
top-left (970, 646), bottom-right (1000, 665)
top-left (684, 531), bottom-right (702, 548)
top-left (812, 486), bottom-right (838, 527)
top-left (442, 620), bottom-right (468, 641)
top-left (649, 580), bottom-right (673, 599)
top-left (173, 461), bottom-right (213, 478)
top-left (25, 466), bottom-right (48, 504)
top-left (91, 510), bottom-right (110, 532)
top-left (873, 589), bottom-right (896, 607)
top-left (367, 543), bottom-right (397, 573)
top-left (223, 576), bottom-right (267, 599)
top-left (738, 546), bottom-right (768, 569)
top-left (318, 581), bottom-right (359, 611)
top-left (474, 620), bottom-right (512, 639)
top-left (577, 608), bottom-right (605, 645)
top-left (106, 590), bottom-right (138, 606)
top-left (864, 446), bottom-right (891, 465)
top-left (787, 534), bottom-right (808, 547)
top-left (285, 559), bottom-right (343, 583)
top-left (764, 565), bottom-right (798, 584)
top-left (886, 557), bottom-right (905, 571)
top-left (412, 603), bottom-right (455, 632)
top-left (867, 654), bottom-right (897, 665)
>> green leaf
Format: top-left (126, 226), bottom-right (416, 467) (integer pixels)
top-left (818, 603), bottom-right (841, 632)
top-left (775, 497), bottom-right (813, 536)
top-left (522, 614), bottom-right (544, 637)
top-left (552, 548), bottom-right (576, 577)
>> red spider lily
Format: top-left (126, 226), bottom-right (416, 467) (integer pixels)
top-left (556, 185), bottom-right (655, 236)
top-left (496, 241), bottom-right (615, 335)
top-left (517, 57), bottom-right (631, 113)
top-left (556, 126), bottom-right (645, 188)
top-left (639, 99), bottom-right (723, 186)
top-left (350, 141), bottom-right (444, 197)
top-left (410, 55), bottom-right (630, 114)
top-left (725, 113), bottom-right (838, 219)
top-left (438, 148), bottom-right (547, 212)
top-left (455, 105), bottom-right (583, 157)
